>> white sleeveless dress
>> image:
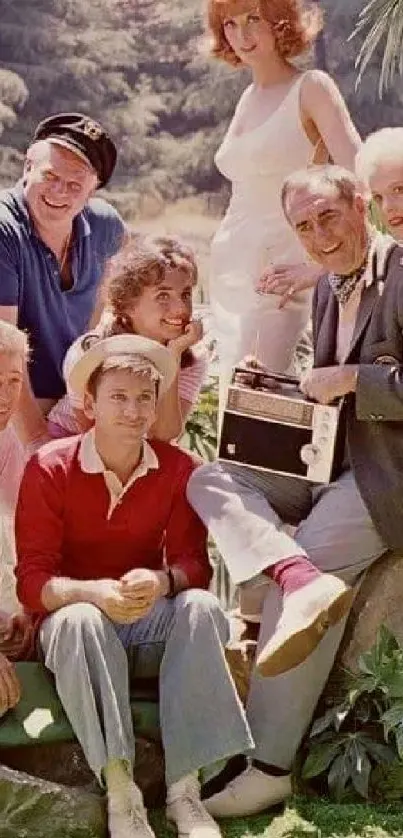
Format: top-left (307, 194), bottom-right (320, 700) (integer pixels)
top-left (211, 73), bottom-right (315, 406)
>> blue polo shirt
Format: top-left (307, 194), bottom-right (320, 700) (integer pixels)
top-left (0, 183), bottom-right (125, 398)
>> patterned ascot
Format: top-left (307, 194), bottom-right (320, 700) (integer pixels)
top-left (327, 259), bottom-right (368, 307)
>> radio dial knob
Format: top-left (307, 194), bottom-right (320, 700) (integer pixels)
top-left (300, 443), bottom-right (321, 466)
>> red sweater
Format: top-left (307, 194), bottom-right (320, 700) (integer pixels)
top-left (15, 436), bottom-right (211, 616)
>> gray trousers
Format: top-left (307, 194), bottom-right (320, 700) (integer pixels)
top-left (187, 463), bottom-right (386, 768)
top-left (40, 590), bottom-right (253, 785)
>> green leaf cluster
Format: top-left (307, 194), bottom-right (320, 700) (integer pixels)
top-left (180, 376), bottom-right (218, 462)
top-left (351, 0), bottom-right (403, 96)
top-left (0, 0), bottom-right (247, 202)
top-left (1, 0), bottom-right (403, 205)
top-left (302, 626), bottom-right (403, 801)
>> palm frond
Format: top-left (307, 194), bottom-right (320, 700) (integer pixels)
top-left (350, 0), bottom-right (403, 96)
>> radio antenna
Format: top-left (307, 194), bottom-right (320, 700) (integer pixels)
top-left (252, 327), bottom-right (260, 364)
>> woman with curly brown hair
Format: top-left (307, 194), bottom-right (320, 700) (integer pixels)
top-left (207, 0), bottom-right (361, 408)
top-left (48, 235), bottom-right (208, 442)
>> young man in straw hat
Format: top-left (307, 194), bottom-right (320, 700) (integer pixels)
top-left (15, 332), bottom-right (253, 838)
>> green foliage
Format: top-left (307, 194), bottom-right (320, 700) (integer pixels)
top-left (318, 0), bottom-right (403, 137)
top-left (180, 376), bottom-right (218, 462)
top-left (0, 0), bottom-right (241, 201)
top-left (303, 731), bottom-right (392, 800)
top-left (0, 69), bottom-right (28, 111)
top-left (302, 626), bottom-right (403, 802)
top-left (351, 0), bottom-right (403, 96)
top-left (0, 66), bottom-right (28, 139)
top-left (151, 797), bottom-right (403, 838)
top-left (1, 0), bottom-right (403, 207)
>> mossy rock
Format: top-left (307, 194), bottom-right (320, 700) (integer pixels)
top-left (0, 663), bottom-right (165, 813)
top-left (0, 765), bottom-right (106, 838)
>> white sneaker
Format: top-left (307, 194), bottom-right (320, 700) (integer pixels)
top-left (108, 780), bottom-right (156, 838)
top-left (167, 774), bottom-right (221, 838)
top-left (203, 765), bottom-right (292, 817)
top-left (256, 574), bottom-right (354, 677)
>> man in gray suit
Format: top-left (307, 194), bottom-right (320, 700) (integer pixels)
top-left (187, 165), bottom-right (401, 816)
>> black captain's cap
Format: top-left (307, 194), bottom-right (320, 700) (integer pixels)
top-left (32, 112), bottom-right (117, 188)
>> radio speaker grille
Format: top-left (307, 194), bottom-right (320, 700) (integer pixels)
top-left (227, 387), bottom-right (314, 427)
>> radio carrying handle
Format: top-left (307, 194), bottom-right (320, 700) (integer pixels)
top-left (233, 366), bottom-right (300, 388)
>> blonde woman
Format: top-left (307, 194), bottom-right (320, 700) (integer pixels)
top-left (356, 127), bottom-right (403, 242)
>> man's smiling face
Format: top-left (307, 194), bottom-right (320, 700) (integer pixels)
top-left (285, 183), bottom-right (368, 276)
top-left (23, 140), bottom-right (98, 233)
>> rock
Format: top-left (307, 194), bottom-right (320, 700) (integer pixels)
top-left (225, 611), bottom-right (258, 704)
top-left (226, 553), bottom-right (403, 709)
top-left (0, 764), bottom-right (106, 838)
top-left (0, 743), bottom-right (94, 789)
top-left (0, 737), bottom-right (165, 809)
top-left (133, 737), bottom-right (165, 808)
top-left (334, 550), bottom-right (403, 673)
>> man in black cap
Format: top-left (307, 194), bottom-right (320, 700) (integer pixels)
top-left (0, 112), bottom-right (126, 451)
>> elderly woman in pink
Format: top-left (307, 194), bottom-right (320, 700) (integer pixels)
top-left (0, 321), bottom-right (28, 614)
top-left (0, 320), bottom-right (35, 717)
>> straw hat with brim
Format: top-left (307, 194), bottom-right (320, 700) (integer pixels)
top-left (65, 332), bottom-right (177, 400)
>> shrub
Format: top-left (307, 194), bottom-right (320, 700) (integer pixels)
top-left (302, 626), bottom-right (403, 801)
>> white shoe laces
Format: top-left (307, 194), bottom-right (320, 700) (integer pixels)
top-left (168, 775), bottom-right (215, 827)
top-left (181, 793), bottom-right (213, 824)
top-left (109, 787), bottom-right (154, 838)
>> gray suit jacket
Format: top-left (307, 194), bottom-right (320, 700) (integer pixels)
top-left (312, 234), bottom-right (403, 548)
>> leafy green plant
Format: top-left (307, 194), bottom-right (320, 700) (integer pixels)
top-left (351, 0), bottom-right (403, 96)
top-left (303, 730), bottom-right (394, 800)
top-left (180, 375), bottom-right (236, 608)
top-left (302, 626), bottom-right (403, 801)
top-left (180, 376), bottom-right (218, 461)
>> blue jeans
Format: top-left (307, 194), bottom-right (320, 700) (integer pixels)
top-left (40, 589), bottom-right (253, 785)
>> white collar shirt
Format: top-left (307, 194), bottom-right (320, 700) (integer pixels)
top-left (336, 231), bottom-right (395, 364)
top-left (78, 428), bottom-right (159, 519)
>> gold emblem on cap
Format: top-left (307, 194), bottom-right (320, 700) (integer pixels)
top-left (81, 332), bottom-right (101, 352)
top-left (82, 118), bottom-right (103, 140)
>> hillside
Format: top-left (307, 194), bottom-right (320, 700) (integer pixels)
top-left (0, 0), bottom-right (401, 213)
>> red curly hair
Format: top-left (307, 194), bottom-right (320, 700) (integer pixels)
top-left (207, 0), bottom-right (323, 65)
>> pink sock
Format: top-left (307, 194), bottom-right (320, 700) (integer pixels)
top-left (264, 556), bottom-right (321, 595)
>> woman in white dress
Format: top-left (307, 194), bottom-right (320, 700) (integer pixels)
top-left (207, 0), bottom-right (361, 406)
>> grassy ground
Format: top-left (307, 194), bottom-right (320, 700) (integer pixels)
top-left (149, 798), bottom-right (403, 838)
